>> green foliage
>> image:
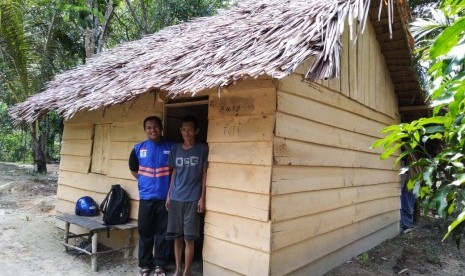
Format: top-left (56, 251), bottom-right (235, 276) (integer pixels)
top-left (429, 18), bottom-right (465, 59)
top-left (409, 0), bottom-right (438, 17)
top-left (1, 0), bottom-right (228, 164)
top-left (0, 0), bottom-right (80, 166)
top-left (0, 0), bottom-right (32, 102)
top-left (374, 0), bottom-right (465, 245)
top-left (40, 112), bottom-right (62, 161)
top-left (0, 103), bottom-right (60, 162)
top-left (108, 0), bottom-right (228, 45)
top-left (360, 252), bottom-right (369, 264)
top-left (0, 102), bottom-right (32, 162)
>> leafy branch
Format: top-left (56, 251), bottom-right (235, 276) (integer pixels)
top-left (374, 0), bottom-right (465, 246)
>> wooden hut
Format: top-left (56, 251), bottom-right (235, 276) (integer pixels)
top-left (10, 0), bottom-right (426, 275)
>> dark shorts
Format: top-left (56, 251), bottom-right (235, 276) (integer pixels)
top-left (166, 200), bottom-right (200, 240)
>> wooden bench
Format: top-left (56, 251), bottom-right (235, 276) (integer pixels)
top-left (56, 214), bottom-right (137, 272)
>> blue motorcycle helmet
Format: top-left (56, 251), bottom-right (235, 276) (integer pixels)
top-left (75, 196), bottom-right (99, 216)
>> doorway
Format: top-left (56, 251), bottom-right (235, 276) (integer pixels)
top-left (164, 97), bottom-right (208, 143)
top-left (163, 97), bottom-right (208, 264)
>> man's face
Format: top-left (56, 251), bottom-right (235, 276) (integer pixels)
top-left (144, 120), bottom-right (162, 142)
top-left (180, 121), bottom-right (198, 142)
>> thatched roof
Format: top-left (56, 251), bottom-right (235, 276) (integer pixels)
top-left (10, 0), bottom-right (425, 124)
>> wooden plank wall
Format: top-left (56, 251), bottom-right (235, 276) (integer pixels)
top-left (271, 20), bottom-right (401, 275)
top-left (56, 93), bottom-right (163, 248)
top-left (306, 21), bottom-right (398, 120)
top-left (203, 79), bottom-right (276, 275)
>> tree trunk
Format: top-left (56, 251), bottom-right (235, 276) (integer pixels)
top-left (97, 0), bottom-right (115, 53)
top-left (125, 0), bottom-right (145, 34)
top-left (85, 28), bottom-right (94, 58)
top-left (31, 121), bottom-right (47, 174)
top-left (85, 0), bottom-right (96, 58)
top-left (139, 0), bottom-right (148, 33)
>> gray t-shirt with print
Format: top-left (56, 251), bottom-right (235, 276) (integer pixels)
top-left (168, 143), bottom-right (208, 202)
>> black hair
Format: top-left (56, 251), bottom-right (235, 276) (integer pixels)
top-left (180, 115), bottom-right (199, 130)
top-left (143, 116), bottom-right (163, 130)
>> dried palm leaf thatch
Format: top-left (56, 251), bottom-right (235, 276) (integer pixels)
top-left (10, 0), bottom-right (398, 124)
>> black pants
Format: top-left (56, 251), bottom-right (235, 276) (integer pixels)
top-left (138, 199), bottom-right (168, 268)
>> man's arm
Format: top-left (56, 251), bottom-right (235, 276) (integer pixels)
top-left (128, 149), bottom-right (138, 179)
top-left (198, 145), bottom-right (208, 213)
top-left (197, 166), bottom-right (207, 213)
top-left (165, 168), bottom-right (176, 210)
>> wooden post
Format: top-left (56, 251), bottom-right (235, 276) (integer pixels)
top-left (64, 222), bottom-right (70, 252)
top-left (91, 231), bottom-right (98, 272)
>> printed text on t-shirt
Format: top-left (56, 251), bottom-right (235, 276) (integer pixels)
top-left (175, 156), bottom-right (199, 167)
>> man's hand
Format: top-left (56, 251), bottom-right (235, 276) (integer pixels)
top-left (130, 171), bottom-right (138, 179)
top-left (197, 197), bottom-right (205, 213)
top-left (165, 196), bottom-right (170, 211)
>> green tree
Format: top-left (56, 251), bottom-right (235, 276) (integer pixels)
top-left (0, 102), bottom-right (31, 162)
top-left (0, 0), bottom-right (85, 171)
top-left (373, 0), bottom-right (465, 245)
top-left (109, 0), bottom-right (227, 45)
top-left (0, 0), bottom-right (46, 171)
top-left (1, 0), bottom-right (227, 169)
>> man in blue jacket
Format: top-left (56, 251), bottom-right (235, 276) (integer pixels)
top-left (129, 116), bottom-right (173, 276)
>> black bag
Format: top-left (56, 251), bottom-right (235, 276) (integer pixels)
top-left (100, 184), bottom-right (130, 225)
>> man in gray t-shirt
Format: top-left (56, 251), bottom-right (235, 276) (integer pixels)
top-left (168, 142), bottom-right (208, 202)
top-left (165, 115), bottom-right (208, 276)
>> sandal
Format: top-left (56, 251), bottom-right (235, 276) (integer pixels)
top-left (154, 266), bottom-right (166, 276)
top-left (138, 267), bottom-right (152, 276)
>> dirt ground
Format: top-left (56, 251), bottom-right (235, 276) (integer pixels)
top-left (325, 217), bottom-right (465, 276)
top-left (1, 162), bottom-right (465, 276)
top-left (0, 162), bottom-right (139, 276)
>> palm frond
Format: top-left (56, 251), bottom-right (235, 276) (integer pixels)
top-left (0, 0), bottom-right (32, 101)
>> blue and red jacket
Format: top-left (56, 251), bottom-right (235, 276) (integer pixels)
top-left (134, 139), bottom-right (173, 200)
